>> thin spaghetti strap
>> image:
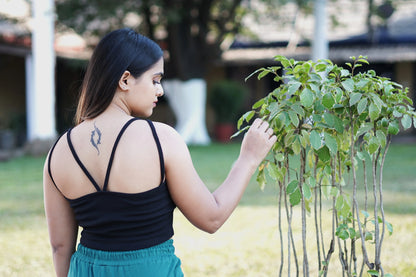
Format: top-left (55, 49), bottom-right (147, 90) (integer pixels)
top-left (47, 132), bottom-right (67, 196)
top-left (103, 117), bottom-right (140, 191)
top-left (144, 119), bottom-right (165, 183)
top-left (67, 128), bottom-right (102, 192)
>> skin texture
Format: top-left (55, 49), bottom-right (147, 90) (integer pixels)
top-left (43, 57), bottom-right (277, 277)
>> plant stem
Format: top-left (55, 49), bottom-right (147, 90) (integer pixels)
top-left (372, 151), bottom-right (380, 272)
top-left (350, 120), bottom-right (371, 270)
top-left (284, 156), bottom-right (299, 277)
top-left (376, 135), bottom-right (391, 276)
top-left (313, 155), bottom-right (322, 271)
top-left (300, 149), bottom-right (309, 276)
top-left (278, 178), bottom-right (284, 277)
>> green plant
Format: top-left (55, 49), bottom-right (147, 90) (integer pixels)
top-left (235, 55), bottom-right (416, 277)
top-left (209, 80), bottom-right (248, 123)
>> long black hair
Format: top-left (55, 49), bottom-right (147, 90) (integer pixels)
top-left (75, 28), bottom-right (163, 124)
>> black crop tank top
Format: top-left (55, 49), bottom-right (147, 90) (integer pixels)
top-left (47, 118), bottom-right (176, 251)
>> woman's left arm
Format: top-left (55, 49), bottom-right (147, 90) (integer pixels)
top-left (43, 159), bottom-right (78, 277)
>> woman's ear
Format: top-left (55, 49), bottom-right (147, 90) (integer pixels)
top-left (118, 71), bottom-right (131, 91)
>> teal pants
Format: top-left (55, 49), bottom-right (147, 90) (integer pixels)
top-left (68, 239), bottom-right (183, 277)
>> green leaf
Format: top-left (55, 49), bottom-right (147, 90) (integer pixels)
top-left (368, 137), bottom-right (380, 154)
top-left (316, 146), bottom-right (330, 162)
top-left (386, 221), bottom-right (393, 235)
top-left (370, 94), bottom-right (384, 111)
top-left (312, 114), bottom-right (322, 123)
top-left (322, 92), bottom-right (335, 108)
top-left (315, 63), bottom-right (327, 72)
top-left (367, 269), bottom-right (380, 276)
top-left (292, 137), bottom-right (301, 155)
top-left (341, 199), bottom-right (351, 219)
top-left (300, 88), bottom-right (314, 108)
top-left (299, 130), bottom-right (308, 148)
top-left (280, 112), bottom-right (290, 127)
top-left (256, 168), bottom-right (266, 190)
top-left (334, 87), bottom-right (343, 102)
top-left (335, 194), bottom-right (344, 211)
top-left (231, 125), bottom-right (249, 139)
top-left (237, 110), bottom-right (255, 129)
top-left (289, 188), bottom-right (301, 206)
top-left (289, 110), bottom-right (299, 127)
top-left (267, 162), bottom-right (279, 181)
top-left (388, 121), bottom-right (400, 135)
top-left (310, 130), bottom-right (322, 150)
top-left (393, 110), bottom-right (402, 118)
top-left (323, 113), bottom-right (335, 127)
top-left (274, 113), bottom-right (284, 130)
top-left (348, 228), bottom-right (356, 239)
top-left (258, 69), bottom-right (271, 80)
top-left (275, 152), bottom-right (285, 162)
top-left (358, 57), bottom-right (369, 64)
top-left (274, 55), bottom-right (290, 66)
top-left (252, 98), bottom-right (265, 109)
top-left (369, 103), bottom-right (380, 121)
top-left (287, 180), bottom-right (299, 194)
top-left (356, 78), bottom-right (369, 89)
top-left (337, 229), bottom-right (349, 240)
top-left (365, 231), bottom-right (373, 241)
top-left (291, 103), bottom-right (305, 117)
top-left (267, 102), bottom-right (280, 119)
top-left (333, 116), bottom-right (345, 133)
top-left (356, 123), bottom-right (373, 137)
top-left (323, 113), bottom-right (344, 133)
top-left (349, 92), bottom-right (362, 106)
top-left (381, 118), bottom-right (389, 128)
top-left (309, 82), bottom-right (321, 94)
top-left (321, 176), bottom-right (331, 198)
top-left (303, 183), bottom-right (312, 200)
top-left (288, 82), bottom-right (301, 96)
top-left (330, 186), bottom-right (339, 197)
top-left (307, 176), bottom-right (317, 188)
top-left (341, 79), bottom-right (354, 92)
top-left (376, 130), bottom-right (386, 148)
top-left (314, 100), bottom-right (326, 113)
top-left (357, 97), bottom-right (368, 114)
top-left (324, 132), bottom-right (338, 154)
top-left (401, 114), bottom-right (412, 129)
top-left (356, 151), bottom-right (366, 161)
top-left (361, 210), bottom-right (370, 218)
top-left (340, 69), bottom-right (350, 77)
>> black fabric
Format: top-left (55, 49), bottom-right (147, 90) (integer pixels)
top-left (48, 118), bottom-right (176, 251)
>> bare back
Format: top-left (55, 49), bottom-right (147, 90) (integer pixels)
top-left (49, 117), bottom-right (163, 200)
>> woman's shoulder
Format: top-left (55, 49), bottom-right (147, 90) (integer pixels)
top-left (151, 121), bottom-right (180, 138)
top-left (149, 121), bottom-right (188, 151)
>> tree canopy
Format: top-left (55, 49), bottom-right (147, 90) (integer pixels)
top-left (56, 0), bottom-right (247, 80)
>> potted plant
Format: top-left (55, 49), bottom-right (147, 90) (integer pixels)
top-left (209, 80), bottom-right (248, 142)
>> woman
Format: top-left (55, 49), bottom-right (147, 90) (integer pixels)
top-left (43, 28), bottom-right (276, 276)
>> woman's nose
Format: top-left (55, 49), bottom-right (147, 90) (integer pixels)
top-left (157, 85), bottom-right (164, 97)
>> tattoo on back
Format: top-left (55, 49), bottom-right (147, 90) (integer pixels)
top-left (90, 122), bottom-right (102, 155)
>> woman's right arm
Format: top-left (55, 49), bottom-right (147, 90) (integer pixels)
top-left (43, 157), bottom-right (78, 277)
top-left (158, 118), bottom-right (276, 233)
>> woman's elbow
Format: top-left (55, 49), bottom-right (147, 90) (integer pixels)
top-left (50, 239), bottom-right (75, 258)
top-left (199, 217), bottom-right (223, 234)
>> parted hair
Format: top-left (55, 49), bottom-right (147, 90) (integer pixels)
top-left (75, 28), bottom-right (163, 124)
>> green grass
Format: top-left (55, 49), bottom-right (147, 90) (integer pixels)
top-left (0, 143), bottom-right (415, 276)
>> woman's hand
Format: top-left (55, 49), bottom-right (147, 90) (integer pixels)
top-left (239, 118), bottom-right (277, 168)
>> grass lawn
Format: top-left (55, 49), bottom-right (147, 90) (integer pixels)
top-left (0, 142), bottom-right (415, 276)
